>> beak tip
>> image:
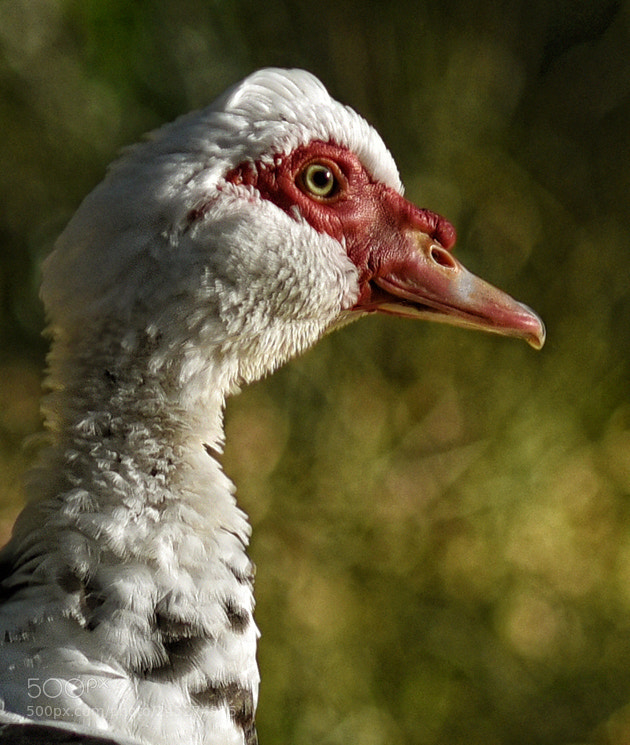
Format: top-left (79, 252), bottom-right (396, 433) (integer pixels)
top-left (527, 327), bottom-right (546, 350)
top-left (521, 308), bottom-right (546, 350)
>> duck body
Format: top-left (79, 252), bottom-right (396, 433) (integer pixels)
top-left (0, 69), bottom-right (544, 745)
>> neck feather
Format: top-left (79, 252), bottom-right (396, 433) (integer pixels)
top-left (0, 321), bottom-right (260, 745)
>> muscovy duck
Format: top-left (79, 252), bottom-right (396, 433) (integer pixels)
top-left (0, 68), bottom-right (544, 745)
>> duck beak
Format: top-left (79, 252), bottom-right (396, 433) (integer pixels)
top-left (353, 228), bottom-right (545, 350)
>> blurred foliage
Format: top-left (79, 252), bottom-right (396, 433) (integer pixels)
top-left (2, 0), bottom-right (630, 743)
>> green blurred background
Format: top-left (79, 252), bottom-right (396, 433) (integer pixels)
top-left (1, 1), bottom-right (630, 743)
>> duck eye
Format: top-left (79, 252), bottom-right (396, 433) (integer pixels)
top-left (299, 161), bottom-right (341, 200)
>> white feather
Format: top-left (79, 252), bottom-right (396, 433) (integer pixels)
top-left (0, 68), bottom-right (401, 745)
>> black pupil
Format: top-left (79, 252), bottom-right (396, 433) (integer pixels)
top-left (313, 167), bottom-right (332, 189)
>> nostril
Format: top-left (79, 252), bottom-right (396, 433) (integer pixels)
top-left (430, 245), bottom-right (457, 270)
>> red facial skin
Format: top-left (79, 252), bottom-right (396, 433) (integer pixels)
top-left (224, 141), bottom-right (545, 349)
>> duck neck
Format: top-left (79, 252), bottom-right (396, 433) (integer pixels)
top-left (10, 323), bottom-right (260, 726)
top-left (23, 316), bottom-right (250, 564)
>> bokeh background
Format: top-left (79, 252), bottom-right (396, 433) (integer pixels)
top-left (1, 1), bottom-right (630, 743)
